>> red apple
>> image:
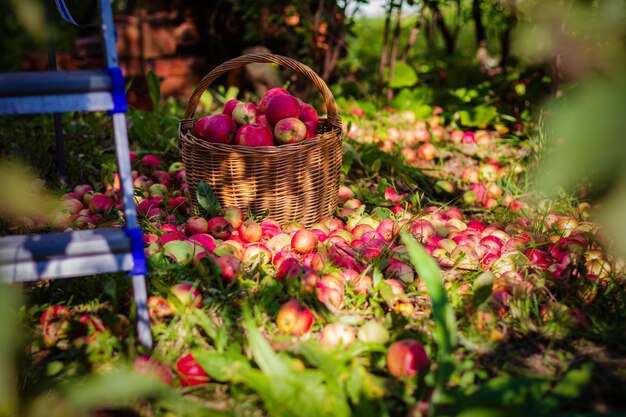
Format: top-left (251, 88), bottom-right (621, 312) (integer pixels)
top-left (232, 101), bottom-right (258, 125)
top-left (141, 154), bottom-right (161, 168)
top-left (298, 102), bottom-right (319, 135)
top-left (88, 194), bottom-right (115, 212)
top-left (40, 305), bottom-right (71, 346)
top-left (184, 216), bottom-right (208, 236)
top-left (265, 94), bottom-right (300, 125)
top-left (194, 114), bottom-right (237, 144)
top-left (222, 98), bottom-right (240, 116)
top-left (291, 229), bottom-right (319, 254)
top-left (147, 295), bottom-right (174, 321)
top-left (417, 143), bottom-right (436, 161)
top-left (187, 233), bottom-right (217, 252)
top-left (235, 124), bottom-right (274, 147)
top-left (386, 339), bottom-right (429, 378)
top-left (258, 87), bottom-right (289, 114)
top-left (239, 219), bottom-right (262, 243)
top-left (214, 254), bottom-right (241, 283)
top-left (274, 117), bottom-right (307, 144)
top-left (256, 114), bottom-right (270, 127)
top-left (276, 299), bottom-right (314, 337)
top-left (207, 216), bottom-right (232, 240)
top-left (176, 353), bottom-right (209, 386)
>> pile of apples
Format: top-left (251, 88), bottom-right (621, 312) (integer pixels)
top-left (193, 88), bottom-right (320, 146)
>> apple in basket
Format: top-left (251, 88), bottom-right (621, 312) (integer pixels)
top-left (258, 87), bottom-right (289, 114)
top-left (274, 117), bottom-right (307, 144)
top-left (298, 102), bottom-right (319, 137)
top-left (235, 124), bottom-right (274, 147)
top-left (222, 98), bottom-right (240, 116)
top-left (232, 101), bottom-right (258, 125)
top-left (194, 114), bottom-right (237, 144)
top-left (265, 94), bottom-right (301, 125)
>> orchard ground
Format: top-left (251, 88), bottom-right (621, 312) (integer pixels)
top-left (1, 92), bottom-right (625, 417)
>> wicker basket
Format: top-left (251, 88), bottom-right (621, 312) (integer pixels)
top-left (179, 54), bottom-right (343, 227)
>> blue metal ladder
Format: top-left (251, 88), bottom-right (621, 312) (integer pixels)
top-left (0, 0), bottom-right (152, 349)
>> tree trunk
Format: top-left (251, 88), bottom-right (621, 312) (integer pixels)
top-left (377, 1), bottom-right (394, 96)
top-left (472, 0), bottom-right (486, 48)
top-left (401, 10), bottom-right (424, 62)
top-left (428, 1), bottom-right (455, 55)
top-left (387, 0), bottom-right (403, 101)
top-left (499, 0), bottom-right (517, 68)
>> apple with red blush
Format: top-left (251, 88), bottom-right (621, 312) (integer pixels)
top-left (276, 299), bottom-right (314, 337)
top-left (274, 117), bottom-right (307, 144)
top-left (235, 124), bottom-right (274, 147)
top-left (194, 114), bottom-right (237, 144)
top-left (232, 101), bottom-right (258, 125)
top-left (258, 87), bottom-right (289, 114)
top-left (265, 94), bottom-right (300, 125)
top-left (222, 98), bottom-right (240, 116)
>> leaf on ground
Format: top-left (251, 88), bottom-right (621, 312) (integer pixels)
top-left (472, 272), bottom-right (494, 308)
top-left (196, 181), bottom-right (221, 217)
top-left (400, 232), bottom-right (457, 356)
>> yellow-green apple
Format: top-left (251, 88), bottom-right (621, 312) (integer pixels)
top-left (319, 322), bottom-right (356, 347)
top-left (232, 101), bottom-right (258, 125)
top-left (170, 282), bottom-right (203, 308)
top-left (274, 117), bottom-right (307, 144)
top-left (222, 206), bottom-right (244, 230)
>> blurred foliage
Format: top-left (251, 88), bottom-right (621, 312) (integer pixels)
top-left (524, 0), bottom-right (626, 255)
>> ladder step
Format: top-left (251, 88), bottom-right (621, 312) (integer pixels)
top-left (0, 92), bottom-right (114, 115)
top-left (0, 228), bottom-right (136, 282)
top-left (0, 70), bottom-right (112, 97)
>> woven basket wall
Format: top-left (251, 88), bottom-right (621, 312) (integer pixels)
top-left (179, 54), bottom-right (343, 227)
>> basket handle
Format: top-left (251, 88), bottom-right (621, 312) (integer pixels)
top-left (181, 53), bottom-right (339, 126)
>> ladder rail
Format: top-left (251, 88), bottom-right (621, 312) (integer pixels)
top-left (0, 0), bottom-right (152, 349)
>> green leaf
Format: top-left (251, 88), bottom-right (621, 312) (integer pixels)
top-left (400, 232), bottom-right (457, 357)
top-left (457, 105), bottom-right (498, 128)
top-left (62, 369), bottom-right (168, 409)
top-left (146, 71), bottom-right (161, 110)
top-left (370, 159), bottom-right (381, 176)
top-left (241, 307), bottom-right (351, 417)
top-left (543, 363), bottom-right (592, 411)
top-left (472, 272), bottom-right (494, 308)
top-left (372, 265), bottom-right (383, 292)
top-left (199, 90), bottom-right (214, 113)
top-left (456, 408), bottom-right (509, 417)
top-left (192, 349), bottom-right (251, 383)
top-left (371, 206), bottom-right (394, 221)
top-left (196, 181), bottom-right (221, 217)
top-left (387, 61), bottom-right (418, 89)
top-left (242, 306), bottom-right (291, 379)
top-left (342, 141), bottom-right (361, 174)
